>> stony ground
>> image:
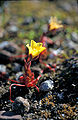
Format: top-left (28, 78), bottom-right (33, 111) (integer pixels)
top-left (0, 0), bottom-right (78, 120)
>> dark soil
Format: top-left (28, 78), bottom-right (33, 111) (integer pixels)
top-left (0, 0), bottom-right (78, 120)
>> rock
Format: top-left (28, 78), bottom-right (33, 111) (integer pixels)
top-left (71, 32), bottom-right (78, 43)
top-left (7, 25), bottom-right (18, 37)
top-left (3, 45), bottom-right (16, 54)
top-left (0, 64), bottom-right (6, 73)
top-left (0, 42), bottom-right (21, 63)
top-left (16, 72), bottom-right (23, 81)
top-left (66, 38), bottom-right (78, 50)
top-left (57, 92), bottom-right (64, 101)
top-left (12, 63), bottom-right (22, 72)
top-left (49, 48), bottom-right (62, 58)
top-left (12, 97), bottom-right (30, 114)
top-left (59, 3), bottom-right (72, 12)
top-left (34, 23), bottom-right (40, 30)
top-left (0, 111), bottom-right (22, 120)
top-left (22, 16), bottom-right (36, 25)
top-left (0, 41), bottom-right (20, 52)
top-left (41, 24), bottom-right (48, 33)
top-left (8, 42), bottom-right (21, 52)
top-left (40, 80), bottom-right (54, 92)
top-left (8, 25), bottom-right (18, 33)
top-left (0, 41), bottom-right (9, 49)
top-left (63, 17), bottom-right (73, 25)
top-left (0, 49), bottom-right (15, 64)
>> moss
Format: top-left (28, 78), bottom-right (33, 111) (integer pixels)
top-left (57, 104), bottom-right (77, 119)
top-left (18, 32), bottom-right (26, 39)
top-left (27, 30), bottom-right (36, 40)
top-left (41, 95), bottom-right (55, 107)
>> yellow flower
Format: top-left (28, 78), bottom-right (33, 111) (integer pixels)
top-left (26, 40), bottom-right (46, 58)
top-left (49, 17), bottom-right (63, 31)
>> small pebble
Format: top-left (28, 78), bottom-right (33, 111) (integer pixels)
top-left (12, 97), bottom-right (30, 114)
top-left (62, 114), bottom-right (65, 117)
top-left (40, 80), bottom-right (54, 92)
top-left (0, 111), bottom-right (22, 120)
top-left (3, 45), bottom-right (16, 53)
top-left (63, 17), bottom-right (73, 25)
top-left (8, 25), bottom-right (18, 33)
top-left (71, 32), bottom-right (78, 43)
top-left (57, 92), bottom-right (64, 100)
top-left (41, 24), bottom-right (48, 33)
top-left (22, 16), bottom-right (36, 25)
top-left (16, 72), bottom-right (23, 81)
top-left (0, 41), bottom-right (9, 49)
top-left (12, 63), bottom-right (22, 72)
top-left (0, 64), bottom-right (6, 73)
top-left (7, 25), bottom-right (18, 37)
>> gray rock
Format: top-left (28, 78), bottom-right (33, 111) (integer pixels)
top-left (8, 25), bottom-right (18, 33)
top-left (59, 3), bottom-right (72, 12)
top-left (40, 80), bottom-right (54, 92)
top-left (12, 63), bottom-right (22, 72)
top-left (0, 42), bottom-right (21, 63)
top-left (7, 25), bottom-right (18, 37)
top-left (71, 32), bottom-right (78, 43)
top-left (66, 36), bottom-right (78, 50)
top-left (16, 72), bottom-right (23, 81)
top-left (12, 97), bottom-right (30, 114)
top-left (63, 17), bottom-right (73, 25)
top-left (34, 23), bottom-right (40, 30)
top-left (0, 111), bottom-right (22, 120)
top-left (0, 41), bottom-right (9, 49)
top-left (22, 16), bottom-right (36, 25)
top-left (0, 41), bottom-right (20, 51)
top-left (41, 24), bottom-right (48, 33)
top-left (3, 45), bottom-right (16, 54)
top-left (67, 40), bottom-right (78, 50)
top-left (0, 64), bottom-right (6, 73)
top-left (57, 92), bottom-right (64, 100)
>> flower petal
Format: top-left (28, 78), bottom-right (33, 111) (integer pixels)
top-left (26, 40), bottom-right (46, 58)
top-left (31, 40), bottom-right (37, 49)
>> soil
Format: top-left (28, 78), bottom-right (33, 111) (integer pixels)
top-left (0, 0), bottom-right (78, 120)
